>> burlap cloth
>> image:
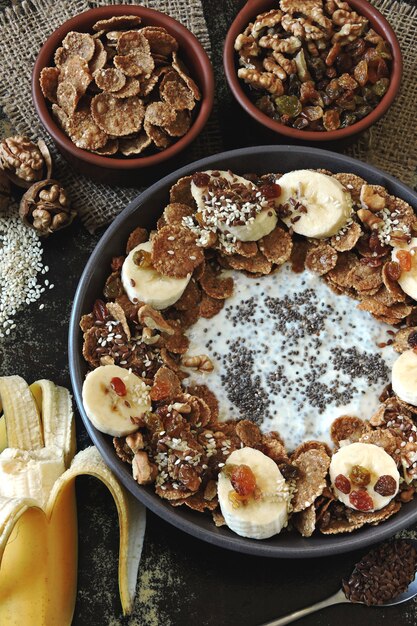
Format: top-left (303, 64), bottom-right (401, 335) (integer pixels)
top-left (0, 0), bottom-right (416, 232)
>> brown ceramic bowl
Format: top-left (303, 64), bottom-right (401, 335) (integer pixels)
top-left (224, 0), bottom-right (402, 142)
top-left (32, 6), bottom-right (214, 184)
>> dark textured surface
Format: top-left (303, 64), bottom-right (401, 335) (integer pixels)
top-left (1, 0), bottom-right (417, 624)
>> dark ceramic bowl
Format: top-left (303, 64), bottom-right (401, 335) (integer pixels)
top-left (69, 145), bottom-right (417, 558)
top-left (32, 6), bottom-right (214, 184)
top-left (223, 0), bottom-right (402, 142)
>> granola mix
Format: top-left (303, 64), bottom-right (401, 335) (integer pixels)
top-left (40, 16), bottom-right (201, 157)
top-left (234, 1), bottom-right (392, 131)
top-left (80, 167), bottom-right (417, 539)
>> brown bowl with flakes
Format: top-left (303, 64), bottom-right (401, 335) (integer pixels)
top-left (223, 0), bottom-right (402, 141)
top-left (32, 6), bottom-right (214, 184)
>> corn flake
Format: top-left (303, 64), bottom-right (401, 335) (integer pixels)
top-left (291, 449), bottom-right (330, 513)
top-left (92, 15), bottom-right (142, 32)
top-left (141, 26), bottom-right (179, 55)
top-left (259, 226), bottom-right (293, 265)
top-left (151, 225), bottom-right (204, 278)
top-left (119, 132), bottom-right (152, 156)
top-left (94, 67), bottom-right (126, 93)
top-left (40, 67), bottom-right (60, 103)
top-left (91, 93), bottom-right (145, 136)
top-left (62, 31), bottom-right (95, 62)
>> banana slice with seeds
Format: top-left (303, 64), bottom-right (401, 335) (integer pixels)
top-left (191, 170), bottom-right (278, 242)
top-left (121, 240), bottom-right (191, 310)
top-left (82, 365), bottom-right (151, 437)
top-left (277, 170), bottom-right (353, 239)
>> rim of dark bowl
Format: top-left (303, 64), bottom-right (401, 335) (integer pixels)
top-left (69, 145), bottom-right (417, 558)
top-left (223, 0), bottom-right (403, 141)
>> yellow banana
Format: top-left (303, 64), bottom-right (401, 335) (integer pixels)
top-left (0, 375), bottom-right (146, 624)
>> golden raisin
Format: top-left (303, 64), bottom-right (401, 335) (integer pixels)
top-left (349, 465), bottom-right (371, 487)
top-left (397, 250), bottom-right (412, 272)
top-left (133, 249), bottom-right (153, 268)
top-left (231, 464), bottom-right (257, 496)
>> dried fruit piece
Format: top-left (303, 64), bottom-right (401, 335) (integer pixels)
top-left (110, 376), bottom-right (127, 397)
top-left (335, 474), bottom-right (351, 494)
top-left (230, 464), bottom-right (257, 496)
top-left (374, 475), bottom-right (397, 496)
top-left (349, 490), bottom-right (374, 511)
top-left (349, 465), bottom-right (371, 487)
top-left (150, 366), bottom-right (181, 401)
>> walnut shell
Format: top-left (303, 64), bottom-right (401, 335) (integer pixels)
top-left (19, 178), bottom-right (76, 237)
top-left (0, 136), bottom-right (52, 188)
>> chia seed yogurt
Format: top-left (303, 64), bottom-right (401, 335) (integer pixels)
top-left (185, 263), bottom-right (397, 451)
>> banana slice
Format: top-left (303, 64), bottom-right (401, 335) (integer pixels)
top-left (217, 447), bottom-right (290, 539)
top-left (277, 170), bottom-right (353, 238)
top-left (191, 170), bottom-right (277, 242)
top-left (392, 349), bottom-right (417, 406)
top-left (82, 365), bottom-right (151, 437)
top-left (330, 442), bottom-right (399, 511)
top-left (392, 237), bottom-right (417, 300)
top-left (121, 241), bottom-right (191, 310)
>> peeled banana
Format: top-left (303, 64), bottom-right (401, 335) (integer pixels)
top-left (0, 375), bottom-right (146, 624)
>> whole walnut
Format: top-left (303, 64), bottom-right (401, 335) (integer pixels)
top-left (0, 169), bottom-right (11, 211)
top-left (19, 179), bottom-right (76, 236)
top-left (0, 135), bottom-right (52, 188)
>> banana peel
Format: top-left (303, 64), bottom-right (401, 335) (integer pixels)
top-left (0, 375), bottom-right (146, 625)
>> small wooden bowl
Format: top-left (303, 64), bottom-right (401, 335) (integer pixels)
top-left (32, 6), bottom-right (214, 184)
top-left (223, 0), bottom-right (402, 142)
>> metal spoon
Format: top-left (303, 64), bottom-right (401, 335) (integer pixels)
top-left (261, 539), bottom-right (417, 626)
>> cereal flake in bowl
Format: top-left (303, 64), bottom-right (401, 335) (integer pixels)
top-left (32, 6), bottom-right (214, 182)
top-left (223, 0), bottom-right (402, 140)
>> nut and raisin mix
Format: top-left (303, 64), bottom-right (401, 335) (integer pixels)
top-left (235, 1), bottom-right (392, 131)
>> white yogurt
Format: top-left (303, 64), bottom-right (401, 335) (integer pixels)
top-left (185, 264), bottom-right (397, 451)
